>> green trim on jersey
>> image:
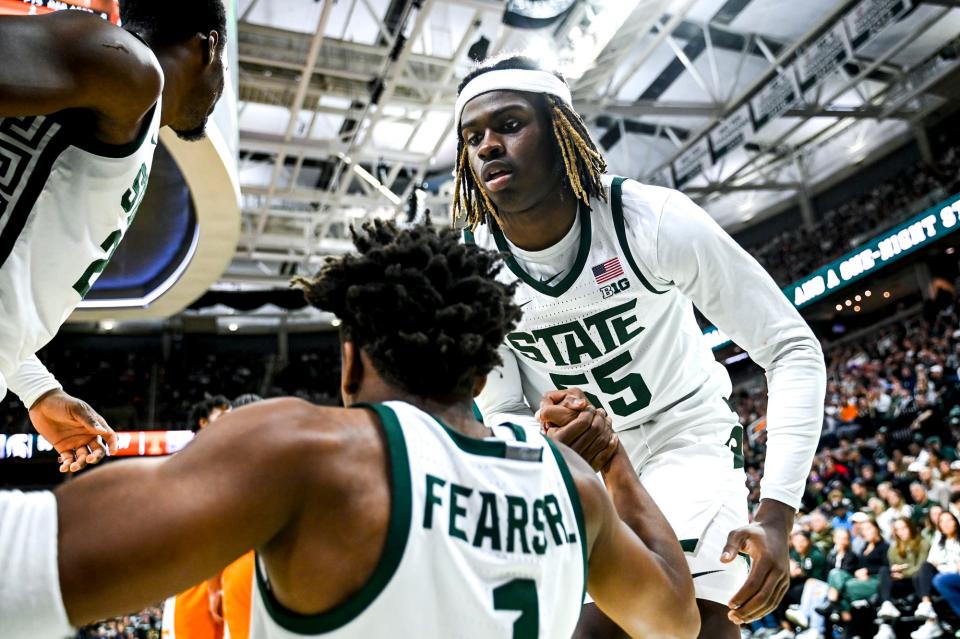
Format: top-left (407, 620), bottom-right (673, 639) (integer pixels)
top-left (546, 438), bottom-right (588, 603)
top-left (463, 228), bottom-right (476, 245)
top-left (507, 423), bottom-right (527, 442)
top-left (255, 402), bottom-right (412, 634)
top-left (610, 176), bottom-right (668, 295)
top-left (490, 203), bottom-right (592, 298)
top-left (51, 102), bottom-right (159, 159)
top-left (431, 414), bottom-right (542, 461)
top-left (679, 538), bottom-right (752, 567)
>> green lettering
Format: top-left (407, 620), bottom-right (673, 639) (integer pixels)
top-left (531, 499), bottom-right (547, 555)
top-left (543, 495), bottom-right (568, 545)
top-left (121, 163), bottom-right (148, 215)
top-left (507, 332), bottom-right (547, 364)
top-left (449, 483), bottom-right (473, 542)
top-left (727, 425), bottom-right (745, 470)
top-left (531, 323), bottom-right (577, 366)
top-left (472, 491), bottom-right (502, 551)
top-left (583, 298), bottom-right (637, 352)
top-left (564, 323), bottom-right (603, 365)
top-left (424, 474), bottom-right (446, 529)
top-left (506, 495), bottom-right (531, 554)
top-left (72, 230), bottom-right (123, 298)
top-left (611, 313), bottom-right (644, 345)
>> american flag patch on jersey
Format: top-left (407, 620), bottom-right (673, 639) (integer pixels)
top-left (592, 257), bottom-right (624, 285)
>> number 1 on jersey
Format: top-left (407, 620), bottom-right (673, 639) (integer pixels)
top-left (493, 579), bottom-right (539, 639)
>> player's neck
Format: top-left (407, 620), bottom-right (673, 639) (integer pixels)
top-left (497, 185), bottom-right (578, 252)
top-left (355, 389), bottom-right (489, 439)
top-left (151, 47), bottom-right (192, 129)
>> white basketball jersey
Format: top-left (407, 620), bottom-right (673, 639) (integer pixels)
top-left (468, 176), bottom-right (734, 435)
top-left (250, 401), bottom-right (586, 639)
top-left (0, 101), bottom-right (162, 380)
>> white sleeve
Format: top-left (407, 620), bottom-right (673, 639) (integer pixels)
top-left (6, 355), bottom-right (62, 410)
top-left (654, 191), bottom-right (826, 510)
top-left (0, 490), bottom-right (74, 638)
top-left (475, 344), bottom-right (540, 430)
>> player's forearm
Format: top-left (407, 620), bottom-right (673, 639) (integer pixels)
top-left (601, 446), bottom-right (688, 583)
top-left (759, 339), bottom-right (826, 509)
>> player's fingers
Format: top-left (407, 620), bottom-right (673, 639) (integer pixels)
top-left (84, 439), bottom-right (107, 466)
top-left (538, 404), bottom-right (580, 428)
top-left (737, 571), bottom-right (789, 623)
top-left (579, 412), bottom-right (614, 469)
top-left (545, 409), bottom-right (594, 445)
top-left (69, 447), bottom-right (90, 473)
top-left (720, 528), bottom-right (750, 563)
top-left (727, 555), bottom-right (770, 610)
top-left (539, 389), bottom-right (577, 410)
top-left (593, 432), bottom-right (620, 471)
top-left (90, 410), bottom-right (117, 455)
top-left (58, 450), bottom-right (75, 473)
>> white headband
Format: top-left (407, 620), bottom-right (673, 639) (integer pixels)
top-left (455, 69), bottom-right (573, 126)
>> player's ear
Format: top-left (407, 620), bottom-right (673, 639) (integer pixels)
top-left (472, 376), bottom-right (486, 398)
top-left (341, 340), bottom-right (363, 401)
top-left (200, 31), bottom-right (219, 66)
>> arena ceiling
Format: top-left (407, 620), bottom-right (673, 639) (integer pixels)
top-left (227, 0), bottom-right (960, 288)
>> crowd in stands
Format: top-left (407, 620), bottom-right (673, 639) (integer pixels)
top-left (73, 607), bottom-right (162, 638)
top-left (749, 144), bottom-right (960, 287)
top-left (735, 294), bottom-right (960, 637)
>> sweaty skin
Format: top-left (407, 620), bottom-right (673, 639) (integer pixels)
top-left (460, 88), bottom-right (797, 638)
top-left (56, 345), bottom-right (699, 638)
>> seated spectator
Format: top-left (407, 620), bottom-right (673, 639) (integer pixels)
top-left (808, 509), bottom-right (834, 555)
top-left (879, 489), bottom-right (913, 540)
top-left (912, 481), bottom-right (941, 528)
top-left (875, 518), bottom-right (931, 627)
top-left (911, 511), bottom-right (960, 638)
top-left (775, 531), bottom-right (828, 636)
top-left (821, 520), bottom-right (888, 624)
top-left (922, 505), bottom-right (944, 543)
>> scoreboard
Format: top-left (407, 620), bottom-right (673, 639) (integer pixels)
top-left (0, 0), bottom-right (118, 23)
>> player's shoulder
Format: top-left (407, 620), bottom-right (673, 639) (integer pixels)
top-left (598, 175), bottom-right (685, 224)
top-left (48, 12), bottom-right (163, 118)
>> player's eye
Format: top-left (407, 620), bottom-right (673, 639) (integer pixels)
top-left (501, 120), bottom-right (521, 132)
top-left (465, 133), bottom-right (482, 146)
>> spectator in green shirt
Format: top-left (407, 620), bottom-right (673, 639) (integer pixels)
top-left (875, 518), bottom-right (931, 624)
top-left (776, 531), bottom-right (828, 632)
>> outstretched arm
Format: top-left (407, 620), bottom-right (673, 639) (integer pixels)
top-left (565, 446), bottom-right (699, 639)
top-left (0, 12), bottom-right (161, 122)
top-left (56, 399), bottom-right (310, 626)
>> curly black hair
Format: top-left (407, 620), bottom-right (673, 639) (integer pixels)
top-left (295, 220), bottom-right (522, 401)
top-left (121, 0), bottom-right (227, 49)
top-left (187, 394), bottom-right (231, 432)
top-left (453, 54), bottom-right (607, 229)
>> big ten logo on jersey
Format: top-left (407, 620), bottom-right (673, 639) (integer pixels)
top-left (600, 277), bottom-right (630, 299)
top-left (72, 163), bottom-right (149, 298)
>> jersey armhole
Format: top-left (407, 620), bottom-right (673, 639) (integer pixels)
top-left (610, 176), bottom-right (669, 295)
top-left (48, 101), bottom-right (159, 159)
top-left (254, 402), bottom-right (413, 633)
top-left (544, 437), bottom-right (589, 604)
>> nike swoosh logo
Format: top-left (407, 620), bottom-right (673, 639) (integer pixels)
top-left (538, 272), bottom-right (562, 285)
top-left (691, 570), bottom-right (723, 579)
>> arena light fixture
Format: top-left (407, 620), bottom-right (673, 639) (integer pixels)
top-left (845, 300), bottom-right (852, 306)
top-left (865, 290), bottom-right (872, 297)
top-left (836, 304), bottom-right (843, 311)
top-left (854, 306), bottom-right (861, 312)
top-left (948, 247), bottom-right (956, 255)
top-left (100, 320), bottom-right (116, 332)
top-left (855, 295), bottom-right (862, 302)
top-left (884, 291), bottom-right (891, 298)
top-left (228, 323), bottom-right (239, 332)
top-left (331, 318), bottom-right (343, 327)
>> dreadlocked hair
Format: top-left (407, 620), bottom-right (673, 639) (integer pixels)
top-left (452, 55), bottom-right (608, 230)
top-left (293, 220), bottom-right (522, 401)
